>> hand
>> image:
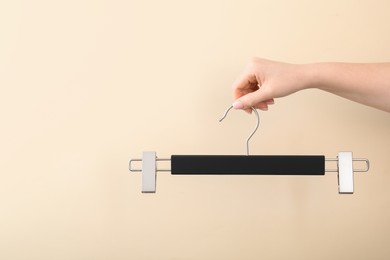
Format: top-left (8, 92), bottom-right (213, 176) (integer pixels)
top-left (232, 57), bottom-right (309, 112)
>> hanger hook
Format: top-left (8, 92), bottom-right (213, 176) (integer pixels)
top-left (219, 105), bottom-right (260, 156)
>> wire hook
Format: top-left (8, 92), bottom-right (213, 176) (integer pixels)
top-left (219, 105), bottom-right (260, 156)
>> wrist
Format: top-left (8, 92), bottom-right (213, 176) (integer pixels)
top-left (299, 63), bottom-right (322, 90)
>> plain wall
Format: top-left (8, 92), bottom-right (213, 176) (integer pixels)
top-left (1, 0), bottom-right (390, 259)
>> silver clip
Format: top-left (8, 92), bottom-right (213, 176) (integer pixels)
top-left (326, 152), bottom-right (370, 194)
top-left (129, 151), bottom-right (170, 193)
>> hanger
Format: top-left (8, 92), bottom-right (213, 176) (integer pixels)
top-left (129, 106), bottom-right (370, 194)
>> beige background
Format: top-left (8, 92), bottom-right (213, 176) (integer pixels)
top-left (1, 0), bottom-right (390, 259)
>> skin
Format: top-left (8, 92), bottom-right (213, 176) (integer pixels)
top-left (232, 57), bottom-right (390, 113)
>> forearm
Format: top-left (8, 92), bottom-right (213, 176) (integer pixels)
top-left (304, 62), bottom-right (390, 112)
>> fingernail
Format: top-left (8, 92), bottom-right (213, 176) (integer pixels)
top-left (232, 101), bottom-right (244, 109)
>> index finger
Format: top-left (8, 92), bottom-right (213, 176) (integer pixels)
top-left (232, 70), bottom-right (260, 100)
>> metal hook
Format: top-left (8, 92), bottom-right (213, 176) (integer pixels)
top-left (219, 105), bottom-right (260, 156)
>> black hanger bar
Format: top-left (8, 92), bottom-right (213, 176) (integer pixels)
top-left (171, 155), bottom-right (325, 175)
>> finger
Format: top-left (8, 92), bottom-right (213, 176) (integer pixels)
top-left (254, 102), bottom-right (269, 110)
top-left (232, 70), bottom-right (259, 100)
top-left (253, 99), bottom-right (274, 108)
top-left (235, 87), bottom-right (273, 110)
top-left (233, 98), bottom-right (270, 113)
top-left (233, 102), bottom-right (267, 113)
top-left (241, 100), bottom-right (273, 113)
top-left (249, 104), bottom-right (269, 112)
top-left (247, 98), bottom-right (274, 108)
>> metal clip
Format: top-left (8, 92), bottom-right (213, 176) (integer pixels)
top-left (326, 152), bottom-right (369, 193)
